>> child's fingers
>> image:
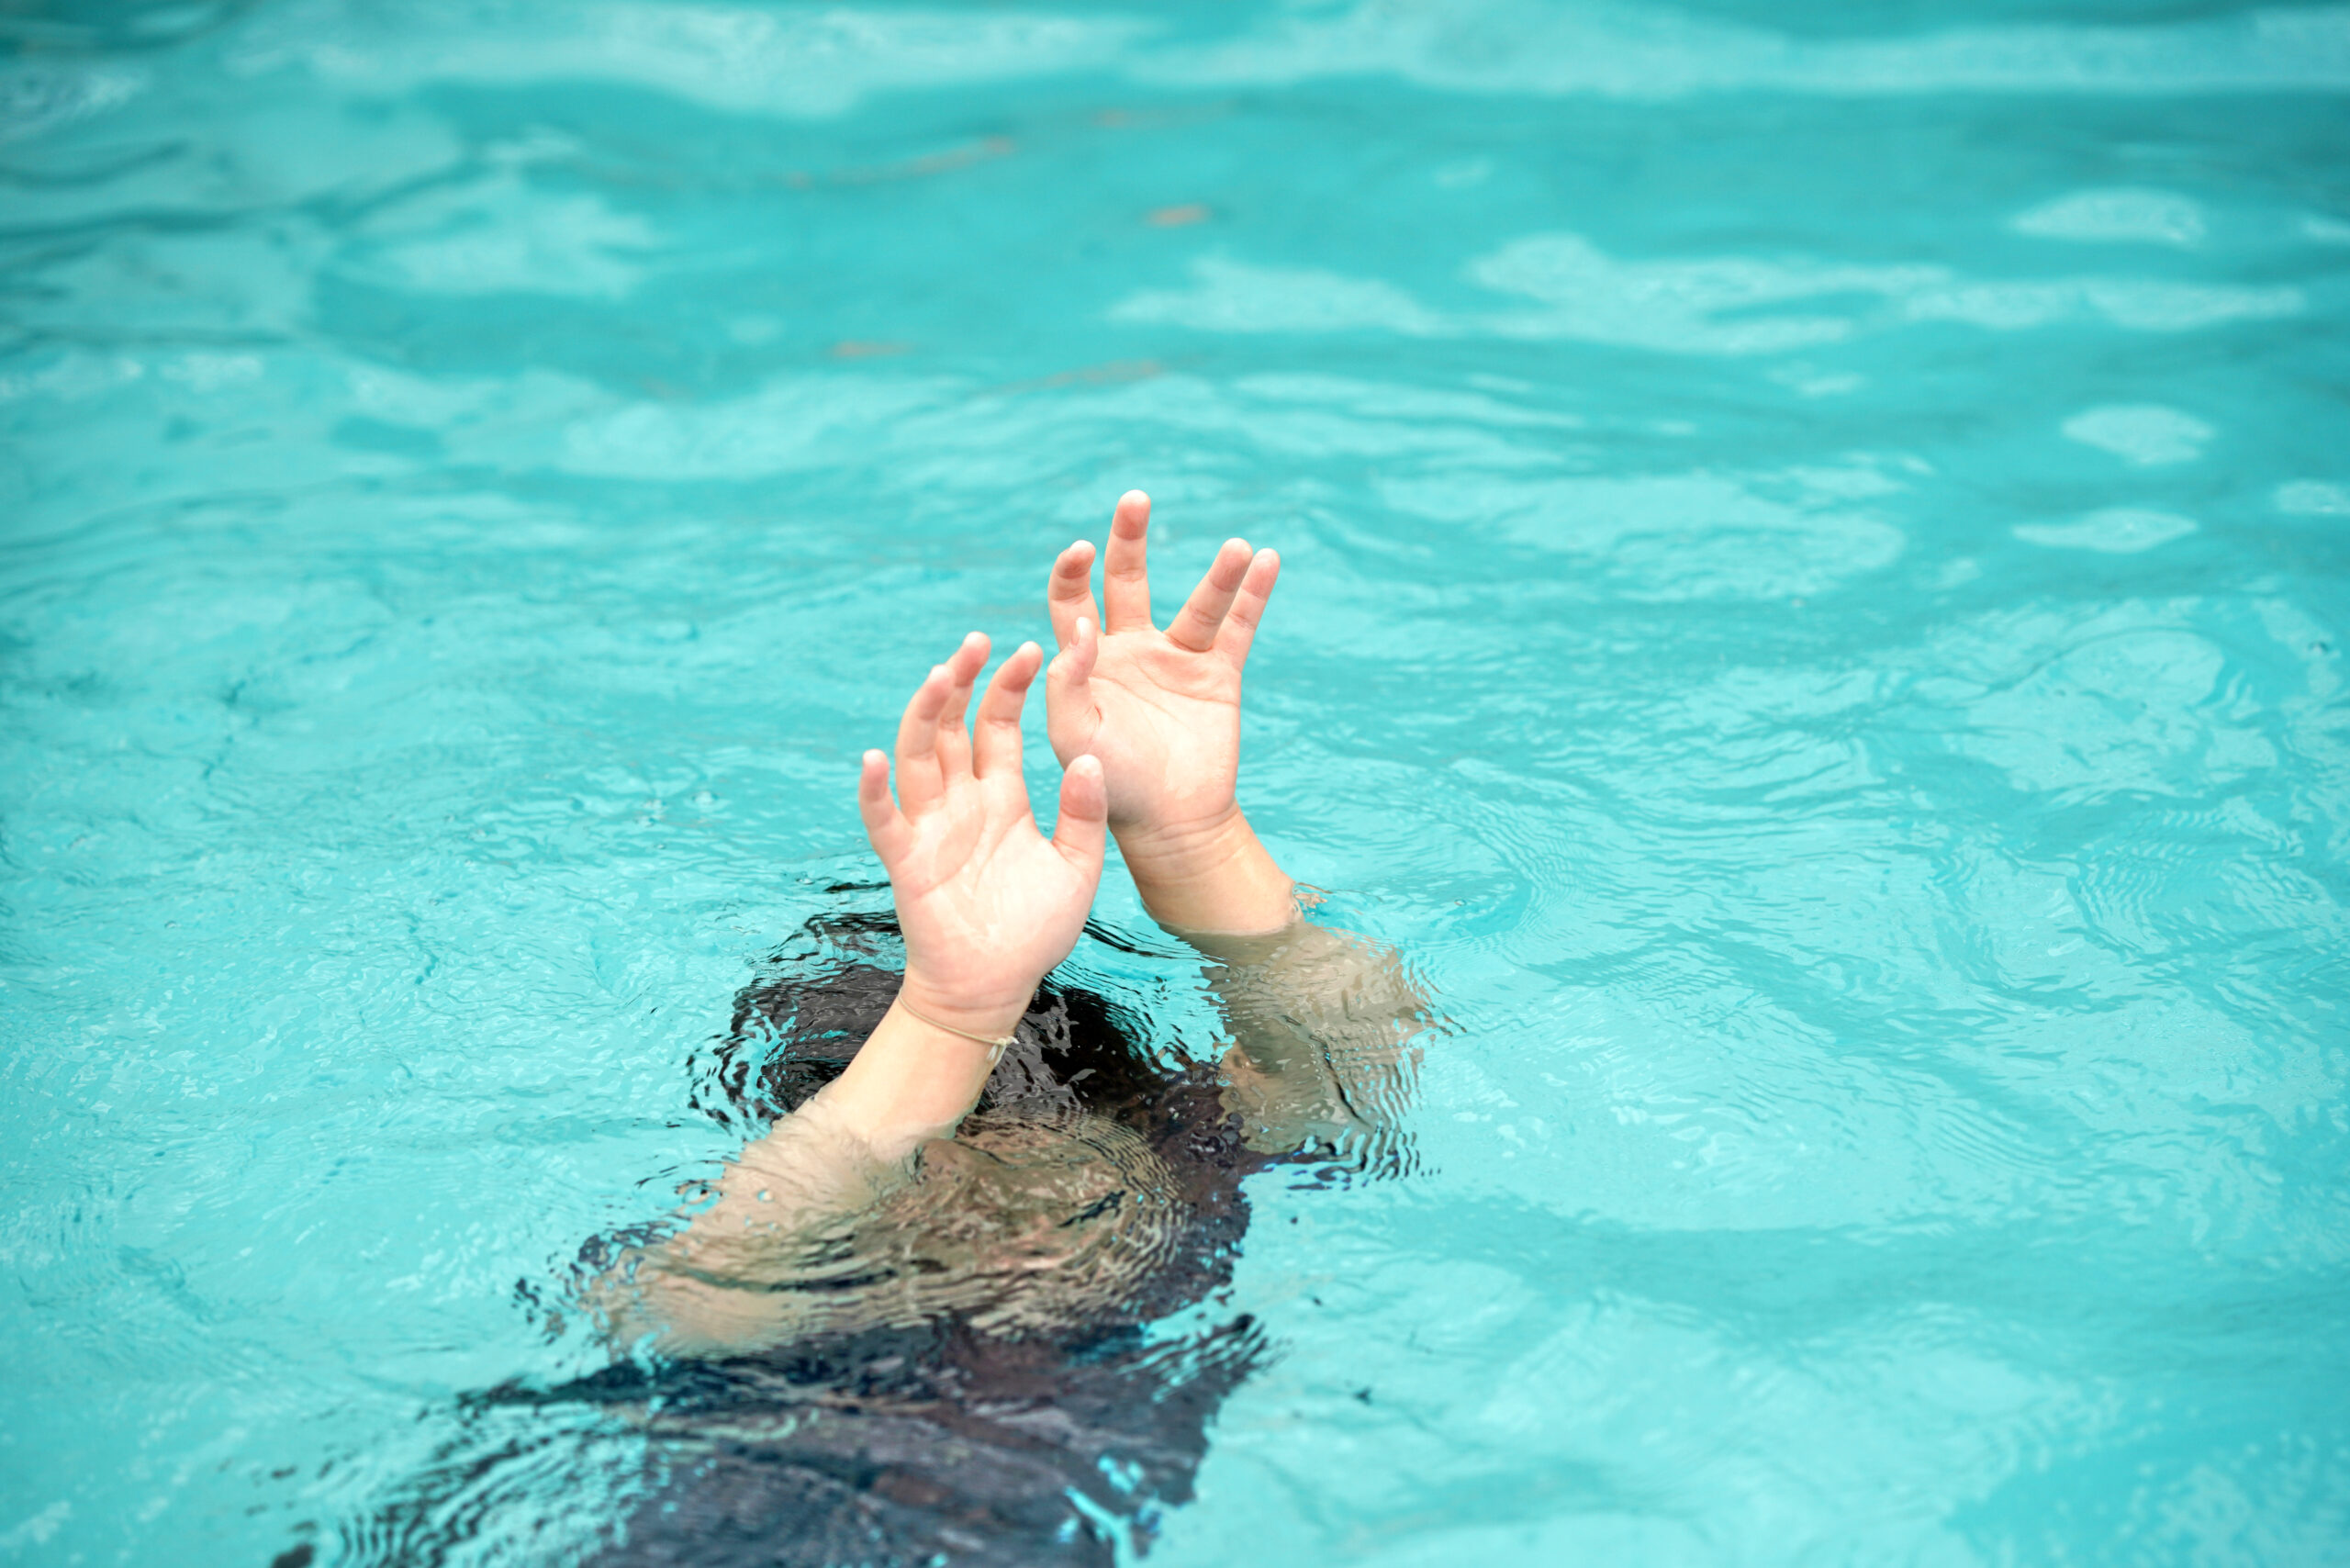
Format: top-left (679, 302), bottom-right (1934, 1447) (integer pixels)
top-left (1046, 540), bottom-right (1102, 650)
top-left (934, 632), bottom-right (989, 780)
top-left (1215, 548), bottom-right (1281, 669)
top-left (1100, 490), bottom-right (1155, 633)
top-left (973, 642), bottom-right (1041, 779)
top-left (856, 749), bottom-right (910, 864)
top-left (1165, 537), bottom-right (1253, 653)
top-left (1050, 755), bottom-right (1109, 878)
top-left (891, 663), bottom-right (952, 812)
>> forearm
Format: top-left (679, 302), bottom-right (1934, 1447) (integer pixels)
top-left (1120, 809), bottom-right (1427, 1159)
top-left (708, 988), bottom-right (1013, 1204)
top-left (1116, 807), bottom-right (1298, 936)
top-left (606, 991), bottom-right (1017, 1354)
top-left (1196, 920), bottom-right (1428, 1161)
top-left (1201, 920), bottom-right (1427, 1056)
top-left (596, 1088), bottom-right (890, 1354)
top-left (818, 994), bottom-right (1018, 1157)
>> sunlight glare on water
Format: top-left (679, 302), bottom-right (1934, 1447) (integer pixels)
top-left (3, 0), bottom-right (2348, 1562)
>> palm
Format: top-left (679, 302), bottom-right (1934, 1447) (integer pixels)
top-left (890, 793), bottom-right (1093, 1010)
top-left (1044, 493), bottom-right (1280, 841)
top-left (1057, 634), bottom-right (1241, 832)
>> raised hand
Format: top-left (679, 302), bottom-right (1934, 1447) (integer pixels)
top-left (857, 632), bottom-right (1108, 1040)
top-left (611, 636), bottom-right (1111, 1342)
top-left (1044, 491), bottom-right (1296, 935)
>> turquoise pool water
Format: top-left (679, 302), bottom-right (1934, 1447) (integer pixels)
top-left (5, 0), bottom-right (2349, 1562)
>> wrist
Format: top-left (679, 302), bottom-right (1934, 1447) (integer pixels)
top-left (821, 989), bottom-right (1026, 1157)
top-left (893, 969), bottom-right (1033, 1042)
top-left (1115, 808), bottom-right (1298, 936)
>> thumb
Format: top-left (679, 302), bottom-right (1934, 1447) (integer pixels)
top-left (856, 748), bottom-right (909, 866)
top-left (1044, 616), bottom-right (1099, 737)
top-left (1050, 754), bottom-right (1109, 879)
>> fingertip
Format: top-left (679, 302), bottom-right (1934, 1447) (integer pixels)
top-left (1062, 752), bottom-right (1107, 809)
top-left (857, 750), bottom-right (892, 805)
top-left (1001, 640), bottom-right (1044, 682)
top-left (1049, 627), bottom-right (1094, 686)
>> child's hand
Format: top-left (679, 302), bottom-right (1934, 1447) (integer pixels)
top-left (1044, 492), bottom-right (1295, 935)
top-left (858, 633), bottom-right (1108, 1038)
top-left (632, 638), bottom-right (1107, 1327)
top-left (1044, 491), bottom-right (1278, 846)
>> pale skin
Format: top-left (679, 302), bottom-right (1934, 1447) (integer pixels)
top-left (1046, 494), bottom-right (1423, 1157)
top-left (834, 632), bottom-right (1109, 1151)
top-left (602, 493), bottom-right (1423, 1355)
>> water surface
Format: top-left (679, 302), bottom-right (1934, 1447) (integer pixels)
top-left (4, 0), bottom-right (2349, 1562)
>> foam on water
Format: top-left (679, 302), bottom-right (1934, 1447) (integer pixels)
top-left (3, 0), bottom-right (2347, 1563)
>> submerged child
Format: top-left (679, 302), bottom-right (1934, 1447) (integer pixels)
top-left (386, 496), bottom-right (1429, 1566)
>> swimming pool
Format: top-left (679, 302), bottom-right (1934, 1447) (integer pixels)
top-left (4, 0), bottom-right (2347, 1560)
